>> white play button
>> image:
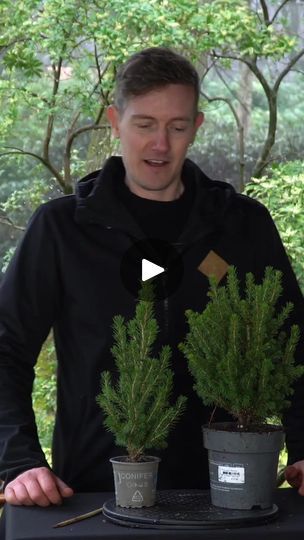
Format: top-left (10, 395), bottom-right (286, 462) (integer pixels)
top-left (120, 239), bottom-right (183, 299)
top-left (142, 259), bottom-right (165, 282)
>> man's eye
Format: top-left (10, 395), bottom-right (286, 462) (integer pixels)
top-left (171, 126), bottom-right (187, 132)
top-left (136, 124), bottom-right (152, 129)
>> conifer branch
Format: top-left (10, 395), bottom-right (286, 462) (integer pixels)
top-left (97, 282), bottom-right (187, 461)
top-left (180, 267), bottom-right (303, 428)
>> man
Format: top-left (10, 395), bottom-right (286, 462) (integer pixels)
top-left (0, 47), bottom-right (304, 508)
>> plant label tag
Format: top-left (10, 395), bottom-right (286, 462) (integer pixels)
top-left (218, 465), bottom-right (245, 484)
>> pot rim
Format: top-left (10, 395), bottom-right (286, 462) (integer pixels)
top-left (202, 421), bottom-right (284, 433)
top-left (110, 455), bottom-right (161, 464)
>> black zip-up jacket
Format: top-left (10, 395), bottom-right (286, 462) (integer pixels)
top-left (0, 157), bottom-right (303, 492)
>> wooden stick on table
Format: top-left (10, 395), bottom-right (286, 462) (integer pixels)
top-left (53, 507), bottom-right (103, 528)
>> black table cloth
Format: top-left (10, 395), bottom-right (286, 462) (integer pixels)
top-left (2, 488), bottom-right (304, 540)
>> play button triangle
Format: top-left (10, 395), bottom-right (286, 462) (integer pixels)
top-left (142, 258), bottom-right (165, 282)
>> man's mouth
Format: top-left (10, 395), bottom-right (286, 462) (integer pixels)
top-left (144, 159), bottom-right (169, 167)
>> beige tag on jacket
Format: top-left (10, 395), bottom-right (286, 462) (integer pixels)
top-left (198, 250), bottom-right (230, 284)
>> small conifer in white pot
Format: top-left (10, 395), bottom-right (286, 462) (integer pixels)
top-left (97, 283), bottom-right (187, 508)
top-left (180, 266), bottom-right (303, 510)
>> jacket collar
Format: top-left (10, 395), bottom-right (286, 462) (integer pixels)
top-left (74, 156), bottom-right (236, 243)
top-left (75, 157), bottom-right (144, 238)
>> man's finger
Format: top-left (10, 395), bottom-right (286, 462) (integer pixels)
top-left (4, 486), bottom-right (22, 506)
top-left (285, 465), bottom-right (301, 487)
top-left (285, 465), bottom-right (298, 480)
top-left (23, 477), bottom-right (51, 507)
top-left (5, 483), bottom-right (34, 506)
top-left (54, 476), bottom-right (74, 498)
top-left (37, 469), bottom-right (63, 505)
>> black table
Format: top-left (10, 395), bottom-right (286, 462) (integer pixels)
top-left (2, 488), bottom-right (304, 540)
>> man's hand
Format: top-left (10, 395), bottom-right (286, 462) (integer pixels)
top-left (285, 461), bottom-right (304, 495)
top-left (4, 467), bottom-right (74, 506)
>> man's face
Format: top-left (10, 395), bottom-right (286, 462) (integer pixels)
top-left (107, 84), bottom-right (204, 201)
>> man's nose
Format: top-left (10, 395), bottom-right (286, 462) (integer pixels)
top-left (151, 129), bottom-right (170, 152)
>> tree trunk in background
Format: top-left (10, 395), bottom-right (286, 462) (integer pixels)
top-left (283, 1), bottom-right (300, 36)
top-left (85, 123), bottom-right (116, 175)
top-left (237, 63), bottom-right (253, 140)
top-left (237, 63), bottom-right (253, 190)
top-left (252, 88), bottom-right (277, 179)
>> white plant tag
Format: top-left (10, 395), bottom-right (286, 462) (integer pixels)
top-left (218, 465), bottom-right (245, 484)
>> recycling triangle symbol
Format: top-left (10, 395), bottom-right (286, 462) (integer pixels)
top-left (132, 490), bottom-right (144, 503)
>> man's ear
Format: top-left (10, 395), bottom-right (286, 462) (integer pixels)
top-left (195, 111), bottom-right (204, 130)
top-left (106, 105), bottom-right (120, 138)
top-left (189, 112), bottom-right (204, 146)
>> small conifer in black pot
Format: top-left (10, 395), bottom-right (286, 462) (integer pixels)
top-left (180, 266), bottom-right (303, 510)
top-left (97, 283), bottom-right (187, 508)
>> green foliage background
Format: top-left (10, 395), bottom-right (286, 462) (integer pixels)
top-left (32, 337), bottom-right (57, 464)
top-left (245, 162), bottom-right (304, 293)
top-left (190, 79), bottom-right (304, 185)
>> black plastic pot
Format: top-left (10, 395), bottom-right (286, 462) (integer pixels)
top-left (203, 422), bottom-right (285, 510)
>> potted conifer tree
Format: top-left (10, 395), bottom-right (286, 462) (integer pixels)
top-left (97, 283), bottom-right (187, 508)
top-left (180, 266), bottom-right (303, 510)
